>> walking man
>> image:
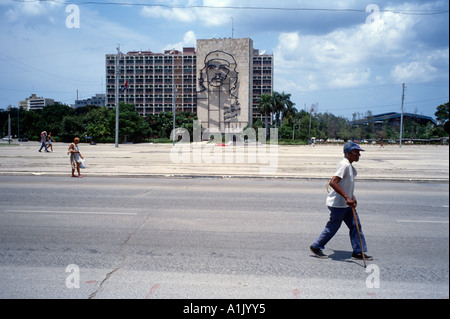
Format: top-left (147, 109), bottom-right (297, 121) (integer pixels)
top-left (310, 142), bottom-right (373, 260)
top-left (38, 131), bottom-right (48, 152)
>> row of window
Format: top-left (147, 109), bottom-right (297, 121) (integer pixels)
top-left (253, 60), bottom-right (273, 65)
top-left (106, 102), bottom-right (196, 109)
top-left (253, 71), bottom-right (273, 75)
top-left (107, 65), bottom-right (195, 69)
top-left (110, 69), bottom-right (194, 75)
top-left (108, 93), bottom-right (197, 97)
top-left (135, 108), bottom-right (196, 115)
top-left (106, 75), bottom-right (195, 79)
top-left (107, 95), bottom-right (196, 101)
top-left (106, 57), bottom-right (196, 64)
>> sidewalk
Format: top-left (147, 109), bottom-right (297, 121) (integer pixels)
top-left (0, 141), bottom-right (448, 182)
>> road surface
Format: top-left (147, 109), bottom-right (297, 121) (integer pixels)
top-left (0, 176), bottom-right (448, 299)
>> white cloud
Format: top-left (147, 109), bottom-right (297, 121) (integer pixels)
top-left (4, 0), bottom-right (65, 21)
top-left (328, 68), bottom-right (372, 88)
top-left (391, 49), bottom-right (449, 83)
top-left (141, 6), bottom-right (195, 23)
top-left (140, 0), bottom-right (235, 27)
top-left (273, 8), bottom-right (423, 91)
top-left (391, 61), bottom-right (436, 83)
top-left (164, 31), bottom-right (197, 51)
top-left (0, 2), bottom-right (154, 104)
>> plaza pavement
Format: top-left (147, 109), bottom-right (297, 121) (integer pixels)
top-left (0, 141), bottom-right (448, 182)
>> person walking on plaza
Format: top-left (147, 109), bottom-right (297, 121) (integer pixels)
top-left (310, 142), bottom-right (373, 261)
top-left (68, 137), bottom-right (84, 178)
top-left (47, 132), bottom-right (54, 152)
top-left (38, 131), bottom-right (49, 152)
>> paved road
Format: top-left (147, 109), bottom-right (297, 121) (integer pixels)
top-left (0, 176), bottom-right (448, 299)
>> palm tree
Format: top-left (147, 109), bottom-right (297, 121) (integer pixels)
top-left (257, 93), bottom-right (273, 138)
top-left (272, 91), bottom-right (295, 128)
top-left (281, 93), bottom-right (296, 125)
top-left (272, 91), bottom-right (284, 128)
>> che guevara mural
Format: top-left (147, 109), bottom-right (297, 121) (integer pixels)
top-left (198, 50), bottom-right (240, 125)
top-left (196, 38), bottom-right (253, 133)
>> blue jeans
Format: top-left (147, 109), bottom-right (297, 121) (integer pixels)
top-left (39, 141), bottom-right (48, 152)
top-left (312, 206), bottom-right (367, 253)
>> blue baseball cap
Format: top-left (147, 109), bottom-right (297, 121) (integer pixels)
top-left (344, 142), bottom-right (365, 153)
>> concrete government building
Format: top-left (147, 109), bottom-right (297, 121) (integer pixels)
top-left (106, 37), bottom-right (273, 132)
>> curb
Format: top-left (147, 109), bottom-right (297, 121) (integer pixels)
top-left (0, 171), bottom-right (448, 183)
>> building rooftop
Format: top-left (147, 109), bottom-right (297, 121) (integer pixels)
top-left (349, 112), bottom-right (437, 126)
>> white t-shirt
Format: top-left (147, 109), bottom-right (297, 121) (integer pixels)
top-left (326, 157), bottom-right (357, 208)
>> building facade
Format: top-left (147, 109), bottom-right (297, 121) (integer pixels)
top-left (106, 47), bottom-right (197, 116)
top-left (252, 50), bottom-right (274, 121)
top-left (75, 94), bottom-right (106, 108)
top-left (105, 38), bottom-right (273, 131)
top-left (19, 94), bottom-right (56, 111)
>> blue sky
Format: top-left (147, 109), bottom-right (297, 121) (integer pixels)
top-left (0, 0), bottom-right (448, 120)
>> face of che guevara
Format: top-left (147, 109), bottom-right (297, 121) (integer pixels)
top-left (206, 59), bottom-right (231, 87)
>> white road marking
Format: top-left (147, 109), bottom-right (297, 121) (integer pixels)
top-left (2, 210), bottom-right (137, 216)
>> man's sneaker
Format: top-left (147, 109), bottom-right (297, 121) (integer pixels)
top-left (310, 246), bottom-right (328, 259)
top-left (352, 252), bottom-right (373, 261)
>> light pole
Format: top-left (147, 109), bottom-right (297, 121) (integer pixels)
top-left (17, 107), bottom-right (20, 140)
top-left (8, 114), bottom-right (11, 144)
top-left (399, 83), bottom-right (406, 148)
top-left (172, 78), bottom-right (176, 146)
top-left (115, 44), bottom-right (120, 148)
top-left (309, 106), bottom-right (313, 144)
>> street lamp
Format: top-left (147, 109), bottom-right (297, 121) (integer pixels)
top-left (8, 114), bottom-right (11, 144)
top-left (172, 80), bottom-right (176, 146)
top-left (115, 44), bottom-right (121, 148)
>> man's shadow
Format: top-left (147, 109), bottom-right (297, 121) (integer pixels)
top-left (327, 249), bottom-right (365, 268)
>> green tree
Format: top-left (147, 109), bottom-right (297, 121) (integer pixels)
top-left (435, 102), bottom-right (449, 135)
top-left (256, 93), bottom-right (273, 138)
top-left (20, 109), bottom-right (41, 140)
top-left (60, 115), bottom-right (85, 142)
top-left (282, 97), bottom-right (297, 126)
top-left (155, 112), bottom-right (175, 138)
top-left (145, 111), bottom-right (197, 140)
top-left (175, 111), bottom-right (198, 141)
top-left (85, 106), bottom-right (115, 141)
top-left (364, 110), bottom-right (375, 139)
top-left (84, 103), bottom-right (152, 143)
top-left (118, 103), bottom-right (150, 143)
top-left (278, 125), bottom-right (292, 139)
top-left (40, 103), bottom-right (72, 137)
top-left (338, 121), bottom-right (352, 141)
top-left (272, 91), bottom-right (294, 128)
top-left (292, 109), bottom-right (314, 141)
top-left (271, 91), bottom-right (283, 128)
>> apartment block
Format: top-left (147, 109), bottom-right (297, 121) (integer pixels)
top-left (75, 94), bottom-right (105, 108)
top-left (105, 38), bottom-right (273, 128)
top-left (19, 94), bottom-right (56, 111)
top-left (252, 50), bottom-right (274, 119)
top-left (106, 47), bottom-right (197, 116)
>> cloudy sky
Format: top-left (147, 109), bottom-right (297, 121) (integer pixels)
top-left (0, 0), bottom-right (448, 120)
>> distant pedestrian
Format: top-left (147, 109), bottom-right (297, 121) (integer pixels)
top-left (310, 142), bottom-right (373, 261)
top-left (68, 137), bottom-right (84, 178)
top-left (38, 131), bottom-right (49, 152)
top-left (47, 132), bottom-right (54, 152)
